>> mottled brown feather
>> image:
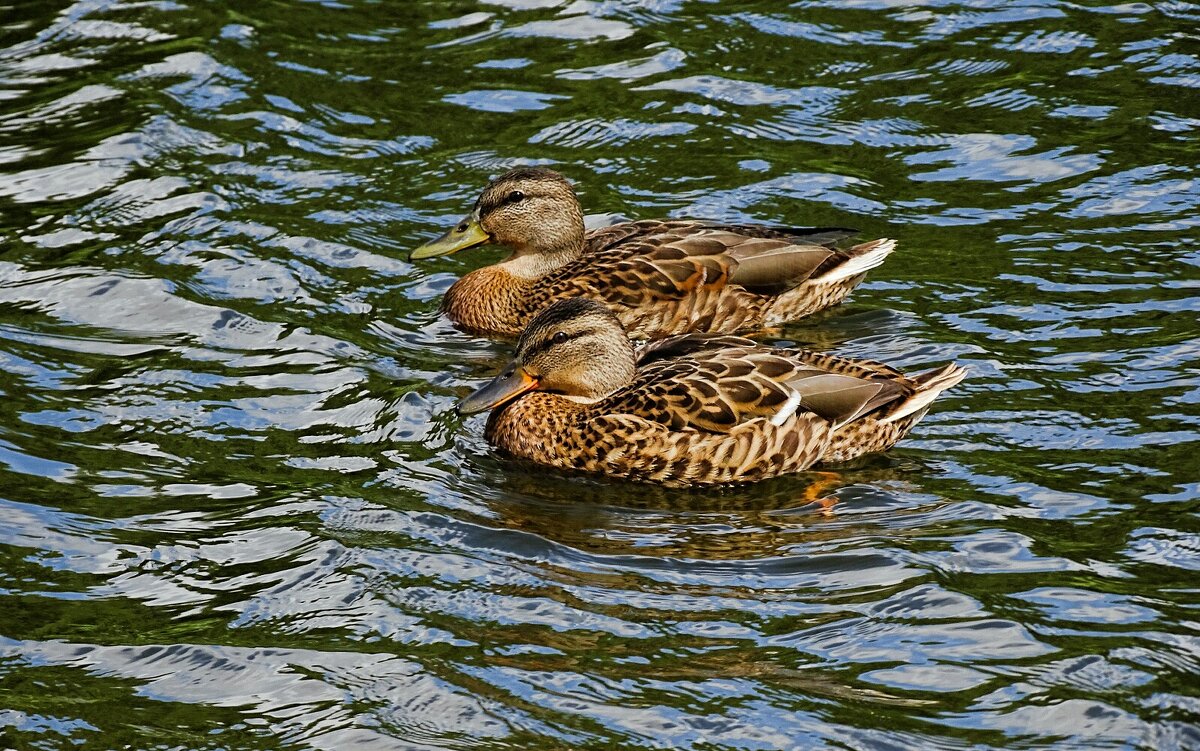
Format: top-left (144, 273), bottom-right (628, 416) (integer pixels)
top-left (428, 172), bottom-right (889, 339)
top-left (477, 317), bottom-right (965, 486)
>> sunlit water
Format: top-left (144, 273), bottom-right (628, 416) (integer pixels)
top-left (1, 1), bottom-right (1198, 748)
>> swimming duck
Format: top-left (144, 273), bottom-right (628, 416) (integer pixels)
top-left (458, 298), bottom-right (966, 487)
top-left (411, 167), bottom-right (894, 339)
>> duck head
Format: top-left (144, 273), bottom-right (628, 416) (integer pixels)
top-left (458, 298), bottom-right (636, 415)
top-left (410, 167), bottom-right (586, 267)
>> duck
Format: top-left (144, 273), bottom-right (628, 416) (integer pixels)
top-left (410, 167), bottom-right (895, 339)
top-left (457, 298), bottom-right (966, 487)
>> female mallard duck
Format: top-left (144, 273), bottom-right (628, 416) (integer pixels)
top-left (458, 298), bottom-right (966, 487)
top-left (411, 167), bottom-right (894, 339)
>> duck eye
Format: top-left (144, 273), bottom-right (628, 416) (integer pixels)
top-left (507, 190), bottom-right (525, 204)
top-left (552, 331), bottom-right (569, 345)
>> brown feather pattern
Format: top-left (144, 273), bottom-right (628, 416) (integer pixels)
top-left (440, 209), bottom-right (889, 339)
top-left (481, 325), bottom-right (965, 487)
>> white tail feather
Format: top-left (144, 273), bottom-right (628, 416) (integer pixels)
top-left (812, 238), bottom-right (896, 283)
top-left (769, 389), bottom-right (804, 426)
top-left (881, 363), bottom-right (967, 424)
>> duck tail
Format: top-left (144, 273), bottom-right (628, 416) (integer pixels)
top-left (881, 363), bottom-right (967, 424)
top-left (762, 237), bottom-right (897, 325)
top-left (811, 238), bottom-right (897, 284)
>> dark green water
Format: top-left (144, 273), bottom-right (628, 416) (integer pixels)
top-left (1, 0), bottom-right (1198, 748)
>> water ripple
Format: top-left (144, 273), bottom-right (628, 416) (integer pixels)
top-left (0, 0), bottom-right (1197, 749)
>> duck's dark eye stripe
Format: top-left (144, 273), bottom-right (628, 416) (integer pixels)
top-left (524, 328), bottom-right (592, 358)
top-left (477, 188), bottom-right (527, 216)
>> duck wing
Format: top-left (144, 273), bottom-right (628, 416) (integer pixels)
top-left (597, 341), bottom-right (913, 434)
top-left (568, 223), bottom-right (850, 306)
top-left (584, 220), bottom-right (856, 255)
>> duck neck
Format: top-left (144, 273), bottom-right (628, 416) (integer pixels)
top-left (576, 339), bottom-right (637, 398)
top-left (496, 202), bottom-right (586, 279)
top-left (498, 245), bottom-right (580, 280)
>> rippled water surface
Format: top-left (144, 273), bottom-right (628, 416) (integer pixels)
top-left (2, 0), bottom-right (1199, 748)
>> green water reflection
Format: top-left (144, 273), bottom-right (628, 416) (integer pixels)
top-left (0, 0), bottom-right (1198, 748)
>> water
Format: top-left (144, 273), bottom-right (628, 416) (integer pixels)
top-left (1, 0), bottom-right (1198, 748)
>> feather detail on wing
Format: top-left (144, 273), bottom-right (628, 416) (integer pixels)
top-left (583, 220), bottom-right (856, 255)
top-left (595, 339), bottom-right (919, 435)
top-left (567, 222), bottom-right (860, 305)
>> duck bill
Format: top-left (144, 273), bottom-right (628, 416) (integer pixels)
top-left (457, 365), bottom-right (538, 415)
top-left (409, 214), bottom-right (490, 260)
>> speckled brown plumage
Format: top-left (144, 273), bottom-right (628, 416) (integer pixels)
top-left (462, 299), bottom-right (966, 487)
top-left (415, 168), bottom-right (895, 340)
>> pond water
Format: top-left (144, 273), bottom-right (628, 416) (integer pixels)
top-left (1, 1), bottom-right (1199, 748)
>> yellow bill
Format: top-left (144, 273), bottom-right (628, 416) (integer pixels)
top-left (409, 214), bottom-right (490, 260)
